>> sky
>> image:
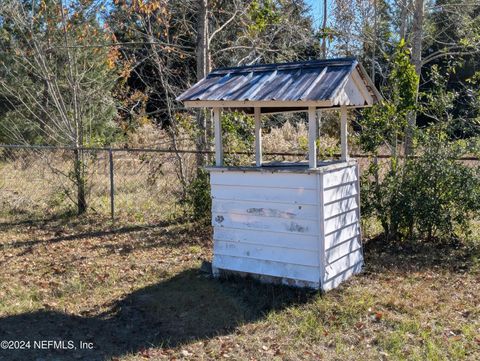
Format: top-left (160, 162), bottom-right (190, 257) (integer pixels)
top-left (305, 0), bottom-right (331, 28)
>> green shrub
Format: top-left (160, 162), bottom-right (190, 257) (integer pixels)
top-left (185, 168), bottom-right (211, 222)
top-left (221, 111), bottom-right (255, 166)
top-left (362, 125), bottom-right (480, 241)
top-left (183, 111), bottom-right (255, 222)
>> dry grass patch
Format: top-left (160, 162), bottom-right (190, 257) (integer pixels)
top-left (0, 216), bottom-right (479, 360)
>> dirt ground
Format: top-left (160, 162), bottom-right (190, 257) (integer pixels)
top-left (0, 215), bottom-right (479, 361)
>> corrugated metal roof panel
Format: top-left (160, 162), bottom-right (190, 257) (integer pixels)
top-left (177, 58), bottom-right (361, 103)
top-left (177, 58), bottom-right (383, 115)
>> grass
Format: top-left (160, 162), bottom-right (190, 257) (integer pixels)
top-left (1, 142), bottom-right (479, 360)
top-left (0, 214), bottom-right (479, 361)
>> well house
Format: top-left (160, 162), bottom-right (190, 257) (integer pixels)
top-left (177, 58), bottom-right (381, 291)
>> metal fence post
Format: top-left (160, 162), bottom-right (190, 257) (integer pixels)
top-left (109, 148), bottom-right (115, 221)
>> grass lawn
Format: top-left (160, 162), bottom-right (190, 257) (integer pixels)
top-left (0, 215), bottom-right (479, 361)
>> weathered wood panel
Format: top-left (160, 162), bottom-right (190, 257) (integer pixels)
top-left (212, 199), bottom-right (318, 221)
top-left (209, 163), bottom-right (363, 291)
top-left (322, 261), bottom-right (363, 291)
top-left (325, 235), bottom-right (362, 265)
top-left (214, 227), bottom-right (318, 251)
top-left (323, 166), bottom-right (357, 189)
top-left (324, 183), bottom-right (358, 204)
top-left (324, 223), bottom-right (360, 250)
top-left (324, 209), bottom-right (358, 235)
top-left (324, 196), bottom-right (358, 218)
top-left (213, 254), bottom-right (321, 283)
top-left (211, 184), bottom-right (318, 205)
top-left (325, 250), bottom-right (363, 279)
top-left (321, 164), bottom-right (363, 290)
top-left (214, 240), bottom-right (319, 267)
top-left (210, 171), bottom-right (317, 189)
top-left (212, 211), bottom-right (319, 235)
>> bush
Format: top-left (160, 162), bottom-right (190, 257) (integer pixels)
top-left (362, 126), bottom-right (480, 241)
top-left (185, 168), bottom-right (211, 222)
top-left (222, 111), bottom-right (254, 166)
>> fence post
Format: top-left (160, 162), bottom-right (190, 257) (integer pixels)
top-left (109, 148), bottom-right (115, 221)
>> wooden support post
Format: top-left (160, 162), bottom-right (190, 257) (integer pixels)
top-left (308, 106), bottom-right (317, 168)
top-left (316, 109), bottom-right (322, 143)
top-left (213, 108), bottom-right (223, 166)
top-left (254, 107), bottom-right (262, 167)
top-left (340, 106), bottom-right (348, 161)
top-left (108, 148), bottom-right (115, 221)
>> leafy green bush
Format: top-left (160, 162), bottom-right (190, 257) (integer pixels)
top-left (399, 129), bottom-right (479, 240)
top-left (184, 112), bottom-right (254, 221)
top-left (222, 111), bottom-right (255, 166)
top-left (362, 125), bottom-right (480, 241)
top-left (185, 168), bottom-right (211, 222)
top-left (359, 41), bottom-right (480, 241)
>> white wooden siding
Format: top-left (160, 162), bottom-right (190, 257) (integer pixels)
top-left (322, 261), bottom-right (363, 291)
top-left (212, 199), bottom-right (318, 221)
top-left (211, 184), bottom-right (317, 205)
top-left (210, 171), bottom-right (317, 189)
top-left (210, 162), bottom-right (363, 291)
top-left (213, 255), bottom-right (321, 283)
top-left (214, 228), bottom-right (318, 251)
top-left (214, 241), bottom-right (320, 267)
top-left (211, 170), bottom-right (321, 283)
top-left (321, 164), bottom-right (363, 288)
top-left (212, 211), bottom-right (319, 235)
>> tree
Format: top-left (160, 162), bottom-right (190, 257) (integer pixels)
top-left (109, 0), bottom-right (319, 179)
top-left (359, 41), bottom-right (419, 237)
top-left (320, 0), bottom-right (328, 58)
top-left (0, 0), bottom-right (118, 214)
top-left (331, 0), bottom-right (392, 87)
top-left (404, 0), bottom-right (423, 155)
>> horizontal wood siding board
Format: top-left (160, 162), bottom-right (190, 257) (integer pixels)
top-left (324, 194), bottom-right (357, 206)
top-left (212, 199), bottom-right (318, 221)
top-left (322, 261), bottom-right (363, 291)
top-left (214, 240), bottom-right (320, 267)
top-left (324, 250), bottom-right (363, 280)
top-left (324, 223), bottom-right (360, 250)
top-left (210, 172), bottom-right (317, 189)
top-left (322, 166), bottom-right (357, 188)
top-left (324, 197), bottom-right (358, 218)
top-left (323, 184), bottom-right (358, 204)
top-left (326, 237), bottom-right (362, 265)
top-left (324, 209), bottom-right (358, 234)
top-left (213, 254), bottom-right (321, 283)
top-left (323, 180), bottom-right (357, 191)
top-left (214, 227), bottom-right (318, 251)
top-left (211, 184), bottom-right (318, 205)
top-left (212, 212), bottom-right (319, 235)
top-left (324, 205), bottom-right (359, 221)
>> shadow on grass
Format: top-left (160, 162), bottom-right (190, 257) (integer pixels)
top-left (363, 234), bottom-right (480, 274)
top-left (0, 268), bottom-right (315, 361)
top-left (1, 215), bottom-right (191, 251)
top-left (0, 212), bottom-right (74, 230)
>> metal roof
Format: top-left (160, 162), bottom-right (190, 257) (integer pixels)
top-left (177, 58), bottom-right (381, 113)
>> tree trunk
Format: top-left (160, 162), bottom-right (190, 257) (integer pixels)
top-left (73, 148), bottom-right (87, 215)
top-left (411, 0), bottom-right (424, 77)
top-left (405, 0), bottom-right (423, 156)
top-left (195, 0), bottom-right (210, 170)
top-left (371, 0), bottom-right (377, 84)
top-left (321, 0), bottom-right (327, 58)
top-left (399, 0), bottom-right (408, 41)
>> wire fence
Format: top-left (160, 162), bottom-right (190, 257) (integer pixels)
top-left (1, 144), bottom-right (478, 225)
top-left (0, 145), bottom-right (198, 224)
